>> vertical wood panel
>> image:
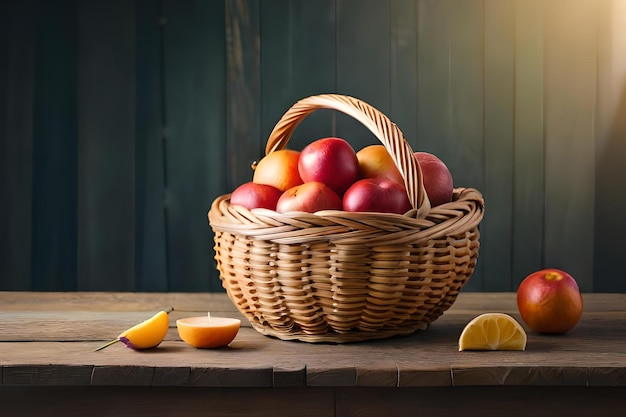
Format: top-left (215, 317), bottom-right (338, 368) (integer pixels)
top-left (543, 0), bottom-right (596, 292)
top-left (164, 0), bottom-right (226, 291)
top-left (0, 0), bottom-right (6, 288)
top-left (390, 0), bottom-right (418, 148)
top-left (77, 0), bottom-right (136, 290)
top-left (2, 0), bottom-right (626, 293)
top-left (448, 0), bottom-right (485, 290)
top-left (135, 0), bottom-right (168, 291)
top-left (0, 0), bottom-right (35, 290)
top-left (336, 0), bottom-right (391, 150)
top-left (226, 0), bottom-right (261, 188)
top-left (482, 0), bottom-right (515, 291)
top-left (447, 0), bottom-right (484, 190)
top-left (594, 0), bottom-right (626, 291)
top-left (416, 0), bottom-right (449, 155)
top-left (417, 0), bottom-right (484, 290)
top-left (32, 0), bottom-right (78, 290)
top-left (260, 0), bottom-right (336, 153)
top-left (512, 0), bottom-right (545, 288)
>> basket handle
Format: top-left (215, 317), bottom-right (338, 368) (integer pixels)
top-left (265, 94), bottom-right (431, 217)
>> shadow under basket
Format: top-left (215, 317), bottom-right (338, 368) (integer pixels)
top-left (208, 94), bottom-right (485, 343)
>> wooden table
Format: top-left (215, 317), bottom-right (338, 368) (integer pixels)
top-left (1, 292), bottom-right (625, 416)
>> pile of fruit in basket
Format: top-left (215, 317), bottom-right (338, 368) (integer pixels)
top-left (230, 137), bottom-right (453, 214)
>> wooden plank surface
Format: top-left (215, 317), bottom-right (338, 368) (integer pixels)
top-left (1, 292), bottom-right (625, 389)
top-left (0, 386), bottom-right (336, 417)
top-left (335, 386), bottom-right (626, 417)
top-left (0, 385), bottom-right (624, 417)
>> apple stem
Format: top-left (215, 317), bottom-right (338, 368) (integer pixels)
top-left (165, 307), bottom-right (174, 314)
top-left (545, 272), bottom-right (562, 281)
top-left (95, 338), bottom-right (120, 352)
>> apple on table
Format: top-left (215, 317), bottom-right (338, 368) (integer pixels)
top-left (516, 268), bottom-right (584, 334)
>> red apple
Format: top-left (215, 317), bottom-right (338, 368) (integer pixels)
top-left (253, 149), bottom-right (303, 192)
top-left (276, 181), bottom-right (342, 213)
top-left (414, 152), bottom-right (454, 207)
top-left (516, 268), bottom-right (584, 334)
top-left (342, 178), bottom-right (412, 214)
top-left (230, 181), bottom-right (282, 211)
top-left (356, 145), bottom-right (404, 184)
top-left (298, 137), bottom-right (360, 196)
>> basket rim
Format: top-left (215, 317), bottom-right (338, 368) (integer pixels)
top-left (209, 94), bottom-right (485, 343)
top-left (209, 187), bottom-right (484, 244)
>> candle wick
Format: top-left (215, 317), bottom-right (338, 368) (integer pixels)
top-left (208, 312), bottom-right (212, 325)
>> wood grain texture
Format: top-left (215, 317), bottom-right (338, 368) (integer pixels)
top-left (32, 0), bottom-right (78, 291)
top-left (226, 0), bottom-right (262, 187)
top-left (336, 0), bottom-right (391, 150)
top-left (594, 0), bottom-right (626, 292)
top-left (512, 0), bottom-right (545, 287)
top-left (1, 385), bottom-right (625, 417)
top-left (273, 364), bottom-right (307, 387)
top-left (2, 365), bottom-right (93, 386)
top-left (335, 386), bottom-right (626, 417)
top-left (77, 0), bottom-right (136, 291)
top-left (163, 0), bottom-right (226, 291)
top-left (482, 0), bottom-right (515, 291)
top-left (135, 0), bottom-right (168, 291)
top-left (446, 0), bottom-right (485, 290)
top-left (390, 0), bottom-right (418, 147)
top-left (416, 0), bottom-right (485, 290)
top-left (1, 292), bottom-right (625, 389)
top-left (0, 0), bottom-right (35, 291)
top-left (543, 0), bottom-right (596, 291)
top-left (260, 0), bottom-right (336, 152)
top-left (0, 291), bottom-right (232, 311)
top-left (0, 386), bottom-right (336, 417)
top-left (2, 0), bottom-right (626, 293)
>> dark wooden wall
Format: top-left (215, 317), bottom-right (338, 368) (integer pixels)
top-left (2, 0), bottom-right (626, 293)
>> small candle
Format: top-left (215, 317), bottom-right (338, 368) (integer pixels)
top-left (176, 314), bottom-right (241, 349)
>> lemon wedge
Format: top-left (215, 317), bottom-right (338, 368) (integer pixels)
top-left (458, 313), bottom-right (527, 351)
top-left (96, 308), bottom-right (172, 351)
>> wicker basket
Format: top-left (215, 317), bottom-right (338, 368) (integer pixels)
top-left (208, 94), bottom-right (484, 343)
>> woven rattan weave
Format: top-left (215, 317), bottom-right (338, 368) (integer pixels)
top-left (209, 94), bottom-right (484, 343)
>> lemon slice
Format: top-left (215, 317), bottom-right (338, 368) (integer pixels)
top-left (458, 313), bottom-right (527, 351)
top-left (96, 309), bottom-right (171, 351)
